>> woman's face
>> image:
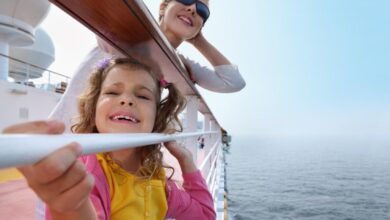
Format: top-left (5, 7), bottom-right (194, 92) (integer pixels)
top-left (160, 0), bottom-right (209, 40)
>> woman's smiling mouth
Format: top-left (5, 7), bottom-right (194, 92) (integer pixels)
top-left (177, 15), bottom-right (193, 26)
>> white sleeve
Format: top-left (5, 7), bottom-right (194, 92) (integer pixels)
top-left (180, 55), bottom-right (246, 93)
top-left (48, 46), bottom-right (108, 133)
top-left (96, 36), bottom-right (124, 56)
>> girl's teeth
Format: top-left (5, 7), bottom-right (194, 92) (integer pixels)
top-left (113, 115), bottom-right (136, 122)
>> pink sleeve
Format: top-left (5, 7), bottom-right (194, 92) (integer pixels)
top-left (165, 170), bottom-right (216, 220)
top-left (82, 155), bottom-right (111, 220)
top-left (90, 189), bottom-right (107, 220)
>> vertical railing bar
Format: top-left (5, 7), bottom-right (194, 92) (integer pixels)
top-left (206, 142), bottom-right (221, 185)
top-left (199, 137), bottom-right (219, 171)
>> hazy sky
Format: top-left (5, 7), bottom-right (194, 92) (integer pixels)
top-left (41, 0), bottom-right (390, 137)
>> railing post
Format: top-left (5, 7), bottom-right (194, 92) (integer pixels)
top-left (184, 95), bottom-right (199, 163)
top-left (200, 114), bottom-right (211, 176)
top-left (210, 119), bottom-right (219, 144)
top-left (210, 119), bottom-right (218, 131)
top-left (26, 64), bottom-right (30, 82)
top-left (203, 113), bottom-right (211, 155)
top-left (203, 114), bottom-right (210, 131)
top-left (0, 43), bottom-right (9, 80)
top-left (48, 70), bottom-right (51, 86)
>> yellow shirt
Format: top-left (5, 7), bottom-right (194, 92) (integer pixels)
top-left (96, 154), bottom-right (168, 220)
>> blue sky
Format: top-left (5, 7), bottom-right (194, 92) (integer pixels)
top-left (41, 0), bottom-right (390, 137)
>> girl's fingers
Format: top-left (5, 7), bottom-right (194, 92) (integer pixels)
top-left (47, 160), bottom-right (87, 192)
top-left (165, 142), bottom-right (197, 173)
top-left (19, 143), bottom-right (82, 188)
top-left (164, 141), bottom-right (192, 161)
top-left (163, 141), bottom-right (180, 154)
top-left (48, 173), bottom-right (95, 213)
top-left (31, 142), bottom-right (82, 184)
top-left (2, 120), bottom-right (65, 134)
top-left (2, 120), bottom-right (93, 213)
top-left (32, 160), bottom-right (88, 203)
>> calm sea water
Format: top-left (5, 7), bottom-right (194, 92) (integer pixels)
top-left (226, 136), bottom-right (390, 220)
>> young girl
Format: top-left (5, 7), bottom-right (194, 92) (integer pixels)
top-left (49, 0), bottom-right (245, 132)
top-left (8, 58), bottom-right (216, 220)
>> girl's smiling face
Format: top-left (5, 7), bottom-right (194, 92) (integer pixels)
top-left (95, 66), bottom-right (158, 134)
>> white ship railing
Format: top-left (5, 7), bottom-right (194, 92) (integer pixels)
top-left (0, 95), bottom-right (227, 218)
top-left (0, 53), bottom-right (70, 93)
top-left (0, 132), bottom-right (218, 169)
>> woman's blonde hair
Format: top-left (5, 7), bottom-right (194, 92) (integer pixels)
top-left (159, 0), bottom-right (171, 21)
top-left (72, 57), bottom-right (186, 180)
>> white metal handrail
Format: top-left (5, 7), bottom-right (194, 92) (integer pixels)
top-left (209, 147), bottom-right (223, 199)
top-left (0, 131), bottom-right (218, 169)
top-left (0, 53), bottom-right (69, 80)
top-left (199, 139), bottom-right (219, 172)
top-left (206, 141), bottom-right (221, 186)
top-left (1, 53), bottom-right (70, 92)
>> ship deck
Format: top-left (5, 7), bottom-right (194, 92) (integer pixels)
top-left (0, 169), bottom-right (36, 219)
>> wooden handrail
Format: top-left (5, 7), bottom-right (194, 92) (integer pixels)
top-left (48, 0), bottom-right (220, 125)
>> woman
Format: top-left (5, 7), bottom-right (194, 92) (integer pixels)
top-left (159, 0), bottom-right (246, 92)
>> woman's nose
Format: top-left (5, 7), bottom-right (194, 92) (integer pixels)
top-left (185, 4), bottom-right (196, 15)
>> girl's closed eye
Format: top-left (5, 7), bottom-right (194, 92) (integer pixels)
top-left (137, 93), bottom-right (152, 100)
top-left (138, 95), bottom-right (148, 100)
top-left (103, 89), bottom-right (120, 96)
top-left (136, 88), bottom-right (155, 101)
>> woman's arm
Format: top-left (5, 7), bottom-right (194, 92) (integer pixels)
top-left (48, 46), bottom-right (107, 132)
top-left (181, 55), bottom-right (246, 93)
top-left (96, 36), bottom-right (123, 55)
top-left (184, 33), bottom-right (246, 93)
top-left (187, 32), bottom-right (230, 66)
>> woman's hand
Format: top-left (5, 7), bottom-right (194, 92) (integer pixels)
top-left (186, 31), bottom-right (232, 66)
top-left (164, 141), bottom-right (197, 173)
top-left (186, 31), bottom-right (206, 48)
top-left (2, 121), bottom-right (95, 216)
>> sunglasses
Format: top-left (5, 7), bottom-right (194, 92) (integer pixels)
top-left (175, 0), bottom-right (210, 24)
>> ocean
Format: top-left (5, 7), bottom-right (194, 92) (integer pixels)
top-left (226, 136), bottom-right (390, 220)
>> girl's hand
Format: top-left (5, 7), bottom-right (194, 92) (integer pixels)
top-left (164, 141), bottom-right (197, 173)
top-left (2, 121), bottom-right (95, 214)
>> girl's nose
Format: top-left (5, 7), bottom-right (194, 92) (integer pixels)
top-left (120, 95), bottom-right (134, 106)
top-left (120, 101), bottom-right (133, 106)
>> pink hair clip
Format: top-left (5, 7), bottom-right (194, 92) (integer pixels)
top-left (159, 79), bottom-right (169, 88)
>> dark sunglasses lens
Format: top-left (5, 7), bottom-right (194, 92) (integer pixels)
top-left (196, 3), bottom-right (210, 22)
top-left (176, 0), bottom-right (210, 23)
